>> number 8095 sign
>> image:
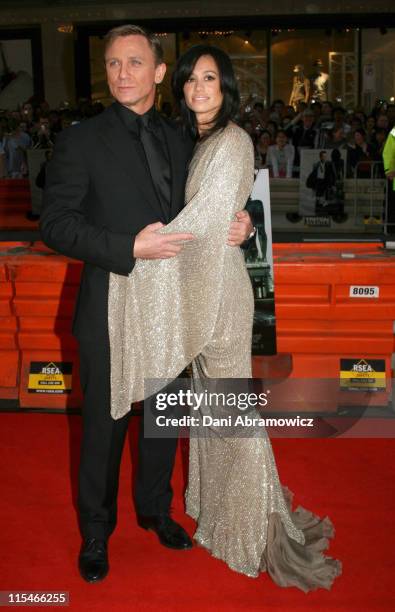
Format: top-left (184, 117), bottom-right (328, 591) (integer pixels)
top-left (349, 286), bottom-right (379, 298)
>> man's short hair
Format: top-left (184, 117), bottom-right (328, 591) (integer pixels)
top-left (103, 24), bottom-right (164, 65)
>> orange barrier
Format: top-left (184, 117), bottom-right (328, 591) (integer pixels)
top-left (0, 241), bottom-right (394, 412)
top-left (0, 242), bottom-right (82, 408)
top-left (252, 243), bottom-right (395, 411)
top-left (0, 178), bottom-right (38, 230)
top-left (0, 256), bottom-right (18, 399)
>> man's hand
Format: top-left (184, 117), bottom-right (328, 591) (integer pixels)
top-left (133, 222), bottom-right (195, 259)
top-left (385, 170), bottom-right (395, 180)
top-left (226, 210), bottom-right (254, 247)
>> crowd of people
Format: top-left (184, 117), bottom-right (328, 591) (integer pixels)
top-left (241, 97), bottom-right (394, 178)
top-left (0, 99), bottom-right (104, 179)
top-left (0, 95), bottom-right (393, 183)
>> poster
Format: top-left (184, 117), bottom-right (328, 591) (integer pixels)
top-left (28, 361), bottom-right (73, 394)
top-left (339, 358), bottom-right (386, 392)
top-left (299, 148), bottom-right (347, 222)
top-left (245, 169), bottom-right (277, 355)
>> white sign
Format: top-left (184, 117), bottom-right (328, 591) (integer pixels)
top-left (363, 63), bottom-right (376, 93)
top-left (349, 286), bottom-right (379, 298)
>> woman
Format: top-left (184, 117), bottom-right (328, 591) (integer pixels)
top-left (347, 128), bottom-right (377, 178)
top-left (254, 130), bottom-right (271, 168)
top-left (266, 129), bottom-right (295, 178)
top-left (365, 115), bottom-right (376, 143)
top-left (108, 45), bottom-right (341, 592)
top-left (5, 119), bottom-right (31, 178)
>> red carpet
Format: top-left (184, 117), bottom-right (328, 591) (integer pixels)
top-left (0, 412), bottom-right (394, 611)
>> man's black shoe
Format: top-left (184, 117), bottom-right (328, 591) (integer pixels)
top-left (78, 538), bottom-right (109, 583)
top-left (137, 514), bottom-right (192, 550)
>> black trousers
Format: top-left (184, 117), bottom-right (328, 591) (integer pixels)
top-left (77, 336), bottom-right (178, 540)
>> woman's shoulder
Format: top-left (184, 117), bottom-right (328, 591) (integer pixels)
top-left (202, 123), bottom-right (253, 160)
top-left (211, 123), bottom-right (253, 156)
top-left (222, 122), bottom-right (253, 145)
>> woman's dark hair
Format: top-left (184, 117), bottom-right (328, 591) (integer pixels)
top-left (171, 44), bottom-right (240, 139)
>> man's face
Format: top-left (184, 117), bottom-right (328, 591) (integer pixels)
top-left (320, 152), bottom-right (327, 162)
top-left (105, 35), bottom-right (166, 114)
top-left (387, 105), bottom-right (395, 121)
top-left (303, 114), bottom-right (314, 129)
top-left (376, 114), bottom-right (389, 129)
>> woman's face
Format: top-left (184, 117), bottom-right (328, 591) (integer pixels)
top-left (183, 55), bottom-right (223, 127)
top-left (276, 132), bottom-right (287, 148)
top-left (354, 131), bottom-right (365, 146)
top-left (366, 117), bottom-right (375, 130)
top-left (259, 132), bottom-right (271, 147)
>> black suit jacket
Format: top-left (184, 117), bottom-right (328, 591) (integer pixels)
top-left (40, 103), bottom-right (194, 342)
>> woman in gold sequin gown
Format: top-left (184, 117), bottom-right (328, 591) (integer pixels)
top-left (108, 45), bottom-right (341, 592)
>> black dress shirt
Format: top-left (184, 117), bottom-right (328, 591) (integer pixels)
top-left (114, 102), bottom-right (172, 221)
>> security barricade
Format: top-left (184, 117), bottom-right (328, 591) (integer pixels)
top-left (0, 241), bottom-right (394, 412)
top-left (0, 178), bottom-right (38, 230)
top-left (0, 249), bottom-right (18, 399)
top-left (0, 243), bottom-right (82, 409)
top-left (0, 243), bottom-right (38, 400)
top-left (352, 161), bottom-right (386, 229)
top-left (253, 242), bottom-right (395, 412)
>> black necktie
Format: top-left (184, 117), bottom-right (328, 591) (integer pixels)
top-left (137, 114), bottom-right (172, 222)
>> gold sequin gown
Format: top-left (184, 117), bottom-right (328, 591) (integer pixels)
top-left (108, 124), bottom-right (341, 592)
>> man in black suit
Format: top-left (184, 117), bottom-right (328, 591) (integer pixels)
top-left (40, 25), bottom-right (254, 583)
top-left (286, 108), bottom-right (317, 172)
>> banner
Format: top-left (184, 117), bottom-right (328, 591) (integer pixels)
top-left (299, 148), bottom-right (347, 223)
top-left (245, 169), bottom-right (277, 355)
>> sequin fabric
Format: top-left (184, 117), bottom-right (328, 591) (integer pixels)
top-left (108, 124), bottom-right (341, 591)
top-left (108, 125), bottom-right (255, 417)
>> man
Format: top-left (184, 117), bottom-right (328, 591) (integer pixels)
top-left (306, 150), bottom-right (336, 213)
top-left (286, 108), bottom-right (317, 172)
top-left (40, 25), bottom-right (253, 583)
top-left (383, 126), bottom-right (395, 230)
